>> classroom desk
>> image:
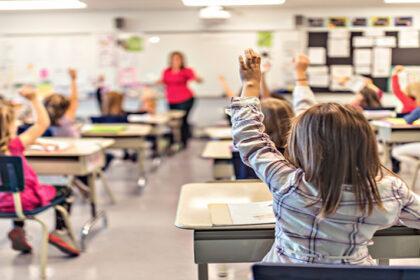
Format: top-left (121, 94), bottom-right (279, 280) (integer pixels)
top-left (26, 138), bottom-right (115, 250)
top-left (363, 110), bottom-right (396, 121)
top-left (201, 141), bottom-right (233, 180)
top-left (81, 124), bottom-right (153, 188)
top-left (175, 182), bottom-right (420, 280)
top-left (371, 121), bottom-right (420, 165)
top-left (204, 127), bottom-right (232, 140)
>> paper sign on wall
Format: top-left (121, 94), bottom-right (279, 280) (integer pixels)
top-left (328, 39), bottom-right (350, 58)
top-left (307, 66), bottom-right (329, 87)
top-left (308, 47), bottom-right (326, 65)
top-left (330, 65), bottom-right (353, 91)
top-left (354, 49), bottom-right (372, 66)
top-left (372, 48), bottom-right (392, 78)
top-left (399, 30), bottom-right (419, 48)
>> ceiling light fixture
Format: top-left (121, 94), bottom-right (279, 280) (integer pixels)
top-left (183, 0), bottom-right (285, 7)
top-left (0, 0), bottom-right (87, 10)
top-left (199, 6), bottom-right (231, 19)
top-left (384, 0), bottom-right (420, 3)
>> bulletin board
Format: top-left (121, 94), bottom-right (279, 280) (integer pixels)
top-left (307, 30), bottom-right (420, 93)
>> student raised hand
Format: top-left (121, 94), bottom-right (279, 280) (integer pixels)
top-left (392, 65), bottom-right (404, 76)
top-left (66, 68), bottom-right (79, 120)
top-left (19, 85), bottom-right (37, 101)
top-left (68, 68), bottom-right (77, 80)
top-left (293, 54), bottom-right (309, 86)
top-left (239, 49), bottom-right (261, 98)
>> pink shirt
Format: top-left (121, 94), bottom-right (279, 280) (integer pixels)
top-left (0, 138), bottom-right (56, 212)
top-left (162, 67), bottom-right (196, 104)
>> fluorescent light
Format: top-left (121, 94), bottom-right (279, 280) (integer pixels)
top-left (199, 6), bottom-right (231, 19)
top-left (384, 0), bottom-right (420, 3)
top-left (0, 0), bottom-right (87, 10)
top-left (183, 0), bottom-right (285, 6)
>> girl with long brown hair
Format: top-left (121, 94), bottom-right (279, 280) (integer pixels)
top-left (230, 49), bottom-right (419, 264)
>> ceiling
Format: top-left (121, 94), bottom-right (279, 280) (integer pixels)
top-left (83, 0), bottom-right (420, 10)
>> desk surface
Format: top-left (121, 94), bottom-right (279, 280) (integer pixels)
top-left (204, 127), bottom-right (232, 140)
top-left (25, 138), bottom-right (113, 157)
top-left (201, 141), bottom-right (232, 160)
top-left (81, 124), bottom-right (152, 137)
top-left (175, 182), bottom-right (271, 230)
top-left (371, 120), bottom-right (420, 130)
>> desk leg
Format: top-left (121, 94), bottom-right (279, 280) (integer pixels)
top-left (151, 130), bottom-right (163, 172)
top-left (137, 140), bottom-right (147, 188)
top-left (80, 172), bottom-right (108, 251)
top-left (198, 263), bottom-right (209, 280)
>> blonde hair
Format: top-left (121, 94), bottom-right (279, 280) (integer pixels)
top-left (261, 98), bottom-right (294, 150)
top-left (104, 91), bottom-right (124, 116)
top-left (0, 99), bottom-right (16, 154)
top-left (406, 82), bottom-right (420, 99)
top-left (44, 93), bottom-right (70, 125)
top-left (287, 103), bottom-right (384, 217)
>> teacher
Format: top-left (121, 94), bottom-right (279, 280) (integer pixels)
top-left (161, 51), bottom-right (202, 149)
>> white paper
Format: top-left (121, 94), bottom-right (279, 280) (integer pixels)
top-left (364, 29), bottom-right (385, 37)
top-left (307, 66), bottom-right (329, 87)
top-left (328, 38), bottom-right (350, 58)
top-left (355, 66), bottom-right (372, 75)
top-left (353, 49), bottom-right (372, 66)
top-left (330, 65), bottom-right (353, 91)
top-left (29, 140), bottom-right (71, 152)
top-left (345, 75), bottom-right (366, 92)
top-left (329, 29), bottom-right (350, 39)
top-left (308, 47), bottom-right (326, 65)
top-left (399, 30), bottom-right (419, 48)
top-left (353, 37), bottom-right (374, 47)
top-left (228, 201), bottom-right (275, 225)
top-left (375, 37), bottom-right (397, 48)
top-left (372, 48), bottom-right (392, 78)
top-left (363, 110), bottom-right (396, 120)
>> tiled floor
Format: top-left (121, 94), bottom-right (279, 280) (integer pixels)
top-left (0, 140), bottom-right (419, 280)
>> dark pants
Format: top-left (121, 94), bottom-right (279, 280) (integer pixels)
top-left (13, 186), bottom-right (73, 231)
top-left (169, 98), bottom-right (195, 147)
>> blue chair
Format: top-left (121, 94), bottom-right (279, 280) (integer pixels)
top-left (0, 156), bottom-right (77, 280)
top-left (252, 263), bottom-right (420, 280)
top-left (90, 115), bottom-right (128, 124)
top-left (18, 124), bottom-right (53, 137)
top-left (231, 151), bottom-right (259, 180)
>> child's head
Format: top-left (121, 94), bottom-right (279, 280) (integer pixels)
top-left (0, 100), bottom-right (17, 154)
top-left (358, 87), bottom-right (382, 109)
top-left (261, 98), bottom-right (294, 150)
top-left (287, 103), bottom-right (383, 217)
top-left (44, 93), bottom-right (70, 126)
top-left (406, 81), bottom-right (420, 100)
top-left (104, 91), bottom-right (124, 116)
top-left (140, 87), bottom-right (157, 114)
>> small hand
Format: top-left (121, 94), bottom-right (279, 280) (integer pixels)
top-left (392, 65), bottom-right (404, 76)
top-left (19, 85), bottom-right (37, 101)
top-left (239, 49), bottom-right (261, 98)
top-left (68, 68), bottom-right (77, 80)
top-left (293, 54), bottom-right (310, 74)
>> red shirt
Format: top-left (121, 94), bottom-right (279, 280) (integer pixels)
top-left (162, 67), bottom-right (196, 104)
top-left (392, 75), bottom-right (417, 114)
top-left (0, 138), bottom-right (56, 212)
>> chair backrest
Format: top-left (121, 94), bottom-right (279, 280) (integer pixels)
top-left (231, 151), bottom-right (259, 180)
top-left (18, 124), bottom-right (53, 137)
top-left (252, 264), bottom-right (420, 280)
top-left (90, 115), bottom-right (128, 124)
top-left (0, 156), bottom-right (24, 193)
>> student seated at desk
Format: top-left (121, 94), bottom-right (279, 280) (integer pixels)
top-left (337, 76), bottom-right (383, 110)
top-left (230, 49), bottom-right (420, 265)
top-left (0, 87), bottom-right (80, 257)
top-left (391, 66), bottom-right (420, 114)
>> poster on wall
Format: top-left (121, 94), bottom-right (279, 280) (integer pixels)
top-left (371, 17), bottom-right (390, 27)
top-left (308, 17), bottom-right (325, 28)
top-left (328, 17), bottom-right (348, 28)
top-left (394, 16), bottom-right (413, 27)
top-left (352, 17), bottom-right (368, 27)
top-left (399, 29), bottom-right (420, 48)
top-left (330, 65), bottom-right (353, 91)
top-left (257, 31), bottom-right (273, 48)
top-left (372, 48), bottom-right (392, 77)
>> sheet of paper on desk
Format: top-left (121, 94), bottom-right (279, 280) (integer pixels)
top-left (29, 140), bottom-right (71, 152)
top-left (399, 30), bottom-right (419, 48)
top-left (328, 38), bottom-right (350, 58)
top-left (353, 49), bottom-right (372, 66)
top-left (228, 201), bottom-right (275, 225)
top-left (83, 124), bottom-right (127, 133)
top-left (128, 114), bottom-right (151, 122)
top-left (308, 47), bottom-right (326, 65)
top-left (372, 48), bottom-right (391, 78)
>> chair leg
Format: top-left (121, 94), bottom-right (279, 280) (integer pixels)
top-left (54, 205), bottom-right (78, 246)
top-left (97, 170), bottom-right (116, 204)
top-left (411, 162), bottom-right (420, 190)
top-left (31, 217), bottom-right (49, 280)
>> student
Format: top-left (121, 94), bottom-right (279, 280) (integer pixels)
top-left (391, 66), bottom-right (420, 114)
top-left (338, 76), bottom-right (383, 109)
top-left (44, 68), bottom-right (79, 137)
top-left (0, 87), bottom-right (80, 256)
top-left (230, 49), bottom-right (420, 264)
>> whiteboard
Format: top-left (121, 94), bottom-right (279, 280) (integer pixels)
top-left (0, 30), bottom-right (301, 99)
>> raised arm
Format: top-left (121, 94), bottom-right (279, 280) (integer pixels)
top-left (18, 86), bottom-right (51, 147)
top-left (395, 179), bottom-right (420, 229)
top-left (65, 68), bottom-right (79, 121)
top-left (391, 66), bottom-right (417, 111)
top-left (218, 75), bottom-right (236, 98)
top-left (292, 54), bottom-right (317, 115)
top-left (231, 49), bottom-right (298, 192)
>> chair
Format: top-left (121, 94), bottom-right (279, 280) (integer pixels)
top-left (18, 124), bottom-right (54, 137)
top-left (0, 156), bottom-right (77, 280)
top-left (231, 151), bottom-right (259, 180)
top-left (252, 263), bottom-right (420, 280)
